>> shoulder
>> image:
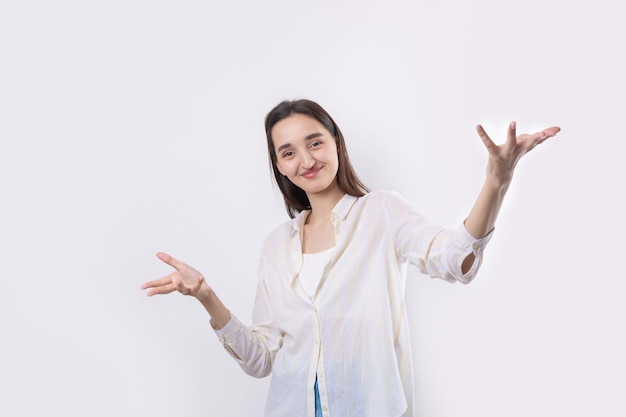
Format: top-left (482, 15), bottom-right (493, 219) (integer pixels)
top-left (258, 211), bottom-right (304, 255)
top-left (262, 218), bottom-right (294, 243)
top-left (358, 189), bottom-right (412, 208)
top-left (356, 190), bottom-right (423, 220)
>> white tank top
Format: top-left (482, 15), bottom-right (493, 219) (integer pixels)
top-left (299, 247), bottom-right (335, 297)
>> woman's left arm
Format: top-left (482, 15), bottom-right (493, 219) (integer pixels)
top-left (461, 121), bottom-right (561, 273)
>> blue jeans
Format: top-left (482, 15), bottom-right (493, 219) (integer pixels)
top-left (314, 377), bottom-right (323, 417)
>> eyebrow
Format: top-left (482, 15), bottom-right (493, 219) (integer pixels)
top-left (276, 132), bottom-right (324, 153)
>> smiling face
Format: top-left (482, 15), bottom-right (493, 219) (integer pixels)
top-left (271, 113), bottom-right (341, 198)
top-left (264, 99), bottom-right (369, 218)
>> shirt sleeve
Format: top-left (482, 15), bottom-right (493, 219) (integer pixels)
top-left (212, 257), bottom-right (284, 378)
top-left (384, 191), bottom-right (493, 284)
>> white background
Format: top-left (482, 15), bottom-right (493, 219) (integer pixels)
top-left (1, 1), bottom-right (624, 416)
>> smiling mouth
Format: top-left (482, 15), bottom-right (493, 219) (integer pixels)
top-left (301, 166), bottom-right (322, 179)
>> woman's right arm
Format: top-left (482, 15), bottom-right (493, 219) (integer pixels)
top-left (141, 251), bottom-right (231, 329)
top-left (141, 251), bottom-right (280, 377)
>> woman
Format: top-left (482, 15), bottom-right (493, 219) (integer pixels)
top-left (141, 99), bottom-right (560, 417)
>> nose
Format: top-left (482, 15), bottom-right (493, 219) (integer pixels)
top-left (300, 151), bottom-right (315, 169)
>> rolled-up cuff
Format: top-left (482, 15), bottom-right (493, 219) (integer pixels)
top-left (454, 224), bottom-right (495, 284)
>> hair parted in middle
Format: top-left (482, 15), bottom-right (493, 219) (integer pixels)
top-left (265, 98), bottom-right (370, 218)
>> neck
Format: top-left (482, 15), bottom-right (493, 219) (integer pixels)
top-left (306, 185), bottom-right (345, 225)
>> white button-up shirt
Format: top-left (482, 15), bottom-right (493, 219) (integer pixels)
top-left (214, 191), bottom-right (492, 417)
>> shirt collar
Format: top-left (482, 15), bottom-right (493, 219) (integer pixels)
top-left (291, 193), bottom-right (359, 232)
top-left (332, 193), bottom-right (358, 220)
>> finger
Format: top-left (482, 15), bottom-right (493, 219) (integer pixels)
top-left (475, 124), bottom-right (497, 152)
top-left (504, 121), bottom-right (517, 152)
top-left (538, 127), bottom-right (561, 147)
top-left (525, 130), bottom-right (553, 148)
top-left (530, 126), bottom-right (561, 144)
top-left (542, 126), bottom-right (561, 138)
top-left (141, 273), bottom-right (175, 290)
top-left (146, 283), bottom-right (178, 297)
top-left (156, 251), bottom-right (185, 271)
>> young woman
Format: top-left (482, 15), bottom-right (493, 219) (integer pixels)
top-left (141, 99), bottom-right (560, 417)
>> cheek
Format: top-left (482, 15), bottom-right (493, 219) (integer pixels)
top-left (275, 161), bottom-right (289, 176)
top-left (329, 149), bottom-right (340, 166)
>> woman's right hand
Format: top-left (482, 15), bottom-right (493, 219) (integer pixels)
top-left (141, 252), bottom-right (212, 302)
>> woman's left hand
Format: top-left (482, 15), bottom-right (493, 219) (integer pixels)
top-left (476, 121), bottom-right (561, 186)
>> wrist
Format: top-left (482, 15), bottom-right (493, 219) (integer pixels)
top-left (484, 173), bottom-right (511, 193)
top-left (195, 283), bottom-right (213, 304)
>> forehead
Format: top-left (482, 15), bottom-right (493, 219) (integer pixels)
top-left (271, 114), bottom-right (330, 147)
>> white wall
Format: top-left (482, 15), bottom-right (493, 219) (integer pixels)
top-left (1, 1), bottom-right (624, 416)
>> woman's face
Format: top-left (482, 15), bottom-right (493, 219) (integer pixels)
top-left (271, 113), bottom-right (340, 198)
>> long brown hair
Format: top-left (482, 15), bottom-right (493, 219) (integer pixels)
top-left (265, 99), bottom-right (369, 218)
